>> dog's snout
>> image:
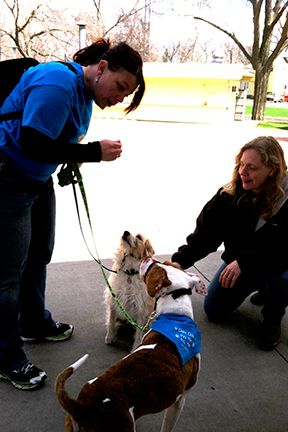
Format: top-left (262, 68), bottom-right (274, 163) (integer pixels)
top-left (122, 231), bottom-right (133, 247)
top-left (122, 231), bottom-right (130, 239)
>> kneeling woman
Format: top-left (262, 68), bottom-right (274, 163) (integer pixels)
top-left (172, 136), bottom-right (288, 351)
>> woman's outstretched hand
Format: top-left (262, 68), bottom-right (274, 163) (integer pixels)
top-left (100, 139), bottom-right (122, 161)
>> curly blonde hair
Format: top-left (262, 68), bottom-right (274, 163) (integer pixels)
top-left (222, 136), bottom-right (288, 219)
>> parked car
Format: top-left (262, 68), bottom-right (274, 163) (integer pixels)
top-left (266, 92), bottom-right (275, 102)
top-left (274, 96), bottom-right (284, 103)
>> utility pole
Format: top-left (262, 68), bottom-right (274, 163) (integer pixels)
top-left (143, 0), bottom-right (151, 60)
top-left (77, 22), bottom-right (87, 49)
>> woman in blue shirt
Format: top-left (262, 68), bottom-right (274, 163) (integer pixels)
top-left (0, 38), bottom-right (145, 390)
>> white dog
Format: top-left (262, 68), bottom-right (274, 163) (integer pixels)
top-left (104, 230), bottom-right (155, 351)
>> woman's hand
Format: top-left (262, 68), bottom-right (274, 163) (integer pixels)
top-left (100, 139), bottom-right (122, 161)
top-left (219, 260), bottom-right (241, 288)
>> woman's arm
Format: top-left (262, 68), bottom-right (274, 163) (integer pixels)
top-left (21, 126), bottom-right (102, 163)
top-left (171, 188), bottom-right (227, 269)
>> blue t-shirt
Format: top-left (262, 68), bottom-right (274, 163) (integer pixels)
top-left (0, 61), bottom-right (93, 181)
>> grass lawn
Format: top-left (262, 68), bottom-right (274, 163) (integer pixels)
top-left (257, 121), bottom-right (288, 130)
top-left (245, 105), bottom-right (288, 118)
top-left (245, 104), bottom-right (288, 129)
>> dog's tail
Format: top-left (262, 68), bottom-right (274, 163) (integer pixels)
top-left (55, 354), bottom-right (89, 421)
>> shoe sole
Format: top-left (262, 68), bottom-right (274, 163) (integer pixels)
top-left (250, 297), bottom-right (265, 306)
top-left (21, 326), bottom-right (74, 343)
top-left (45, 327), bottom-right (74, 342)
top-left (0, 372), bottom-right (47, 391)
top-left (259, 337), bottom-right (281, 351)
top-left (250, 300), bottom-right (265, 306)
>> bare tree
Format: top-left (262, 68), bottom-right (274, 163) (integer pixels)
top-left (162, 42), bottom-right (181, 62)
top-left (177, 42), bottom-right (196, 63)
top-left (194, 0), bottom-right (288, 120)
top-left (90, 0), bottom-right (151, 37)
top-left (0, 0), bottom-right (77, 61)
top-left (88, 0), bottom-right (160, 60)
top-left (160, 37), bottom-right (210, 63)
top-left (222, 42), bottom-right (251, 65)
top-left (91, 0), bottom-right (105, 35)
top-left (110, 10), bottom-right (158, 61)
top-left (0, 0), bottom-right (161, 62)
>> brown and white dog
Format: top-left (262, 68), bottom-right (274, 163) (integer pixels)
top-left (55, 258), bottom-right (206, 432)
top-left (104, 230), bottom-right (155, 351)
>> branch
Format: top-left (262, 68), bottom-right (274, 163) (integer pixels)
top-left (268, 0), bottom-right (288, 29)
top-left (193, 16), bottom-right (252, 63)
top-left (18, 5), bottom-right (42, 33)
top-left (95, 0), bottom-right (153, 36)
top-left (266, 10), bottom-right (288, 69)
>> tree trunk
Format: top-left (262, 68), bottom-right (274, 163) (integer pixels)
top-left (251, 68), bottom-right (271, 121)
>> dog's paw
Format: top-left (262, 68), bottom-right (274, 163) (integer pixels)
top-left (105, 333), bottom-right (116, 345)
top-left (195, 279), bottom-right (208, 296)
top-left (186, 272), bottom-right (207, 296)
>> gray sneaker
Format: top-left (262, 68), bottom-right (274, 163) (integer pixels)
top-left (250, 291), bottom-right (266, 306)
top-left (0, 361), bottom-right (47, 390)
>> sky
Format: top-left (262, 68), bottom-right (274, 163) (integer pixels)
top-left (50, 0), bottom-right (252, 50)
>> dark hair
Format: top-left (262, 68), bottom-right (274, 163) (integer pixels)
top-left (73, 38), bottom-right (145, 113)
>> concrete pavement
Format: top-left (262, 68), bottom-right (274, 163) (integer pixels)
top-left (1, 117), bottom-right (288, 431)
top-left (51, 116), bottom-right (288, 262)
top-left (1, 253), bottom-right (287, 432)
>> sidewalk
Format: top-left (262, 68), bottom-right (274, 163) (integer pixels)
top-left (1, 253), bottom-right (287, 432)
top-left (1, 118), bottom-right (288, 431)
top-left (51, 116), bottom-right (288, 262)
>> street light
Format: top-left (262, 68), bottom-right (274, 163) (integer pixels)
top-left (77, 22), bottom-right (86, 49)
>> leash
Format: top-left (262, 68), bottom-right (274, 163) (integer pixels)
top-left (58, 163), bottom-right (151, 333)
top-left (192, 264), bottom-right (211, 283)
top-left (58, 162), bottom-right (115, 273)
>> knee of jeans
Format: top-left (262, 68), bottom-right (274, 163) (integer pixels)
top-left (281, 271), bottom-right (288, 285)
top-left (0, 281), bottom-right (18, 296)
top-left (203, 295), bottom-right (218, 319)
top-left (203, 293), bottom-right (231, 322)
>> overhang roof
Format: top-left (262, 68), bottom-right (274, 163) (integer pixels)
top-left (143, 62), bottom-right (246, 80)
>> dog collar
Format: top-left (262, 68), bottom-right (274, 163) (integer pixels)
top-left (123, 269), bottom-right (139, 276)
top-left (155, 287), bottom-right (192, 302)
top-left (143, 260), bottom-right (160, 282)
top-left (167, 287), bottom-right (192, 300)
top-left (123, 268), bottom-right (139, 285)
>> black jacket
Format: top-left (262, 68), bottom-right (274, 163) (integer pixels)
top-left (172, 183), bottom-right (288, 274)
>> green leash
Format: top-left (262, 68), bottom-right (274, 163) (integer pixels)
top-left (58, 162), bottom-right (150, 333)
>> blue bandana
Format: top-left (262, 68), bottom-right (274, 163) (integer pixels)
top-left (151, 313), bottom-right (201, 365)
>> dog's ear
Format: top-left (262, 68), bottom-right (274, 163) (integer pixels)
top-left (145, 266), bottom-right (171, 297)
top-left (144, 239), bottom-right (155, 256)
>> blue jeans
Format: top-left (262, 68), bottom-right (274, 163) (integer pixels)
top-left (0, 167), bottom-right (55, 371)
top-left (204, 261), bottom-right (288, 325)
